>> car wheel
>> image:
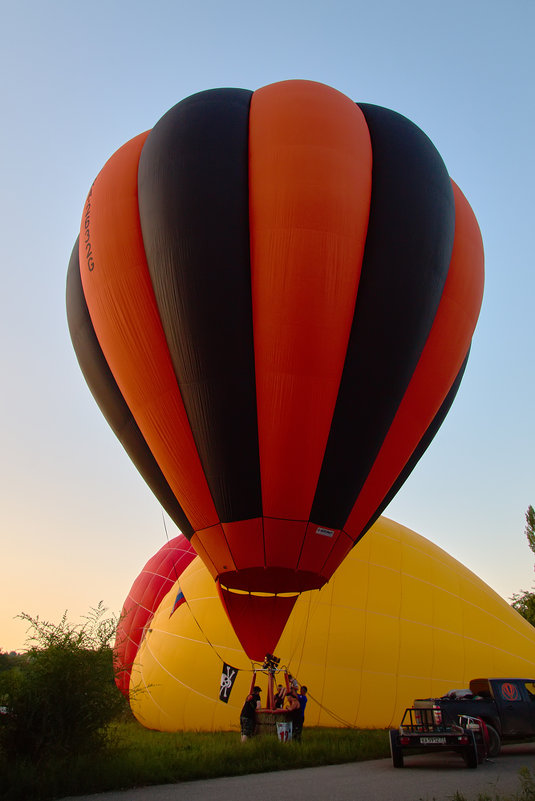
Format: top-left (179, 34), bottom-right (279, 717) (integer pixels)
top-left (462, 735), bottom-right (478, 769)
top-left (389, 729), bottom-right (404, 768)
top-left (485, 724), bottom-right (501, 758)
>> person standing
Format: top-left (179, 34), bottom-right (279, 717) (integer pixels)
top-left (285, 686), bottom-right (301, 740)
top-left (294, 686), bottom-right (308, 741)
top-left (274, 684), bottom-right (286, 708)
top-left (240, 685), bottom-right (262, 742)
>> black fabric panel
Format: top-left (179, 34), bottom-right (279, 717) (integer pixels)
top-left (66, 238), bottom-right (194, 539)
top-left (138, 88), bottom-right (262, 524)
top-left (353, 352), bottom-right (470, 543)
top-left (311, 104), bottom-right (456, 530)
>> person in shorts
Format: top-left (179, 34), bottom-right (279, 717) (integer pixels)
top-left (240, 685), bottom-right (262, 741)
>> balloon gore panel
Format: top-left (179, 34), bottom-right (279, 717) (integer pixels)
top-left (66, 238), bottom-right (194, 538)
top-left (78, 132), bottom-right (219, 533)
top-left (248, 81), bottom-right (372, 523)
top-left (138, 89), bottom-right (262, 525)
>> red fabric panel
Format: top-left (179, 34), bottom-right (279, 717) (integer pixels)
top-left (297, 521), bottom-right (341, 574)
top-left (218, 586), bottom-right (298, 661)
top-left (263, 517), bottom-right (308, 571)
top-left (222, 518), bottom-right (265, 570)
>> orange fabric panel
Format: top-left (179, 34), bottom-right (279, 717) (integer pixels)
top-left (79, 133), bottom-right (218, 532)
top-left (222, 519), bottom-right (265, 570)
top-left (263, 517), bottom-right (308, 570)
top-left (189, 533), bottom-right (218, 580)
top-left (193, 524), bottom-right (237, 575)
top-left (341, 180), bottom-right (484, 549)
top-left (297, 521), bottom-right (341, 574)
top-left (249, 80), bottom-right (372, 520)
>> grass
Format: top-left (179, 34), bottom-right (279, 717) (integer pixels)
top-left (0, 720), bottom-right (390, 801)
top-left (446, 767), bottom-right (535, 801)
top-left (3, 721), bottom-right (535, 801)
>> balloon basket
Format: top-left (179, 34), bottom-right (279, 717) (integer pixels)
top-left (255, 709), bottom-right (293, 737)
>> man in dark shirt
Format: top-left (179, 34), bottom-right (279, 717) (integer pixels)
top-left (240, 685), bottom-right (262, 741)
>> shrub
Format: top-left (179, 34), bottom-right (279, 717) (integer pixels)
top-left (0, 603), bottom-right (125, 761)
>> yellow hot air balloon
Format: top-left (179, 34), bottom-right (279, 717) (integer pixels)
top-left (125, 517), bottom-right (535, 732)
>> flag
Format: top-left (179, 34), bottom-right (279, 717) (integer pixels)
top-left (219, 662), bottom-right (238, 702)
top-left (170, 588), bottom-right (186, 616)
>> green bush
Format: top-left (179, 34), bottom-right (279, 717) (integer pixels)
top-left (0, 604), bottom-right (125, 761)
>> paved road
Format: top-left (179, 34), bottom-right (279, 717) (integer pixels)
top-left (60, 743), bottom-right (535, 801)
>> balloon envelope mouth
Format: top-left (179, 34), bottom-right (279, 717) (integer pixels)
top-left (217, 583), bottom-right (300, 661)
top-left (218, 566), bottom-right (326, 594)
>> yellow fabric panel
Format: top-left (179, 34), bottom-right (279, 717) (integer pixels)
top-left (400, 574), bottom-right (433, 625)
top-left (357, 668), bottom-right (399, 728)
top-left (431, 629), bottom-right (466, 684)
top-left (129, 516), bottom-right (535, 731)
top-left (398, 619), bottom-right (434, 678)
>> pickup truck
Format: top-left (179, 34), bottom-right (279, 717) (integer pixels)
top-left (414, 677), bottom-right (535, 757)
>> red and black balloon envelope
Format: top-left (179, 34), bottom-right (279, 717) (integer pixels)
top-left (66, 80), bottom-right (484, 661)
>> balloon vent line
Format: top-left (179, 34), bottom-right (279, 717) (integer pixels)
top-left (176, 580), bottom-right (257, 672)
top-left (161, 512), bottom-right (182, 588)
top-left (285, 587), bottom-right (318, 678)
top-left (307, 692), bottom-right (358, 728)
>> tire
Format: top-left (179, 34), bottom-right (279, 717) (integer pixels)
top-left (485, 724), bottom-right (501, 758)
top-left (462, 734), bottom-right (478, 769)
top-left (389, 729), bottom-right (404, 768)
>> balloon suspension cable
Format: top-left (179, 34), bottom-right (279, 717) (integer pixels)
top-left (162, 512), bottom-right (183, 588)
top-left (307, 691), bottom-right (359, 728)
top-left (266, 588), bottom-right (356, 724)
top-left (158, 516), bottom-right (229, 665)
top-left (282, 585), bottom-right (320, 679)
top-left (170, 579), bottom-right (233, 665)
top-left (162, 511), bottom-right (170, 543)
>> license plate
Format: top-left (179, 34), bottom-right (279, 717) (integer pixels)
top-left (420, 736), bottom-right (446, 744)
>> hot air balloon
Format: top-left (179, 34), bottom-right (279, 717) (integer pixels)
top-left (117, 516), bottom-right (535, 732)
top-left (66, 79), bottom-right (484, 661)
top-left (113, 536), bottom-right (197, 696)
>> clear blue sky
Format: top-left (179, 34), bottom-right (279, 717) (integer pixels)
top-left (1, 0), bottom-right (533, 651)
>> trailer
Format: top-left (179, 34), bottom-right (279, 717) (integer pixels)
top-left (389, 705), bottom-right (488, 768)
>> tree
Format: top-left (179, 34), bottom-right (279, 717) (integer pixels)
top-left (525, 505), bottom-right (535, 557)
top-left (511, 506), bottom-right (535, 627)
top-left (0, 651), bottom-right (23, 673)
top-left (0, 603), bottom-right (125, 761)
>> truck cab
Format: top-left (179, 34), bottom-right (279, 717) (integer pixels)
top-left (471, 678), bottom-right (535, 738)
top-left (414, 677), bottom-right (535, 757)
